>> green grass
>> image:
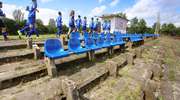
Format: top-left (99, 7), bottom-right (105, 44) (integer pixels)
top-left (159, 37), bottom-right (180, 81)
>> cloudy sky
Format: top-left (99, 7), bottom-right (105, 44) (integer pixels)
top-left (1, 0), bottom-right (180, 27)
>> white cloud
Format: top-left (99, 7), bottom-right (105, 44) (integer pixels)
top-left (98, 0), bottom-right (104, 3)
top-left (2, 3), bottom-right (69, 25)
top-left (110, 0), bottom-right (119, 7)
top-left (40, 0), bottom-right (54, 3)
top-left (89, 5), bottom-right (106, 17)
top-left (37, 8), bottom-right (58, 25)
top-left (2, 4), bottom-right (22, 19)
top-left (124, 0), bottom-right (180, 27)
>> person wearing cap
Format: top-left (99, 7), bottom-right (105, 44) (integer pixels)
top-left (68, 10), bottom-right (75, 38)
top-left (56, 11), bottom-right (63, 38)
top-left (89, 17), bottom-right (94, 33)
top-left (0, 1), bottom-right (8, 41)
top-left (76, 15), bottom-right (82, 32)
top-left (82, 16), bottom-right (87, 33)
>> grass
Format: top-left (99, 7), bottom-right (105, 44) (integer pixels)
top-left (158, 36), bottom-right (180, 81)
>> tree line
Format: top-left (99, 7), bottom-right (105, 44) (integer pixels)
top-left (127, 17), bottom-right (180, 36)
top-left (2, 9), bottom-right (180, 36)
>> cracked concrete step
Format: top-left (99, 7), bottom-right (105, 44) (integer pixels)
top-left (0, 50), bottom-right (129, 100)
top-left (0, 58), bottom-right (112, 100)
top-left (0, 60), bottom-right (46, 90)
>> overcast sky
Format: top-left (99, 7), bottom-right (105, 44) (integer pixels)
top-left (1, 0), bottom-right (180, 27)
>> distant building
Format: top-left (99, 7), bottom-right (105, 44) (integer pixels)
top-left (100, 14), bottom-right (128, 33)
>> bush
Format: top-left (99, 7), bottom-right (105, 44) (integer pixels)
top-left (2, 18), bottom-right (18, 35)
top-left (1, 18), bottom-right (70, 35)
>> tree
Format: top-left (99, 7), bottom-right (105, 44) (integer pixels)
top-left (116, 13), bottom-right (127, 19)
top-left (137, 19), bottom-right (147, 33)
top-left (128, 17), bottom-right (139, 33)
top-left (167, 23), bottom-right (176, 34)
top-left (48, 18), bottom-right (56, 34)
top-left (2, 18), bottom-right (18, 35)
top-left (175, 27), bottom-right (180, 36)
top-left (48, 18), bottom-right (56, 28)
top-left (161, 23), bottom-right (176, 35)
top-left (13, 9), bottom-right (24, 22)
top-left (62, 25), bottom-right (68, 34)
top-left (36, 19), bottom-right (48, 34)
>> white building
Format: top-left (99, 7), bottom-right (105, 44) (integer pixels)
top-left (100, 14), bottom-right (128, 34)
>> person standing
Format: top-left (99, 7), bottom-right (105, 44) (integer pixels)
top-left (106, 20), bottom-right (111, 33)
top-left (17, 6), bottom-right (31, 39)
top-left (56, 11), bottom-right (63, 38)
top-left (93, 18), bottom-right (99, 33)
top-left (82, 16), bottom-right (87, 33)
top-left (97, 18), bottom-right (101, 33)
top-left (89, 17), bottom-right (94, 33)
top-left (102, 20), bottom-right (107, 33)
top-left (27, 0), bottom-right (39, 38)
top-left (0, 1), bottom-right (8, 41)
top-left (68, 10), bottom-right (75, 38)
top-left (75, 15), bottom-right (82, 32)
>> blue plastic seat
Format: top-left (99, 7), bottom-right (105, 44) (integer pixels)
top-left (96, 37), bottom-right (111, 48)
top-left (92, 32), bottom-right (99, 40)
top-left (85, 37), bottom-right (101, 50)
top-left (114, 36), bottom-right (126, 45)
top-left (44, 39), bottom-right (70, 59)
top-left (130, 36), bottom-right (143, 42)
top-left (84, 32), bottom-right (90, 39)
top-left (70, 32), bottom-right (82, 39)
top-left (100, 32), bottom-right (106, 39)
top-left (105, 32), bottom-right (117, 46)
top-left (68, 38), bottom-right (90, 54)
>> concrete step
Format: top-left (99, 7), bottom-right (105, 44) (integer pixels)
top-left (0, 40), bottom-right (44, 51)
top-left (0, 48), bottom-right (44, 65)
top-left (0, 59), bottom-right (46, 90)
top-left (0, 50), bottom-right (132, 100)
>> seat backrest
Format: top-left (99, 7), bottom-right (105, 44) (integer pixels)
top-left (100, 32), bottom-right (106, 39)
top-left (96, 37), bottom-right (105, 47)
top-left (105, 32), bottom-right (112, 44)
top-left (70, 32), bottom-right (80, 39)
top-left (92, 32), bottom-right (99, 39)
top-left (85, 37), bottom-right (95, 48)
top-left (68, 38), bottom-right (81, 51)
top-left (84, 32), bottom-right (90, 39)
top-left (45, 39), bottom-right (63, 53)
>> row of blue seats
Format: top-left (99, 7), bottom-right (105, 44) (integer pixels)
top-left (45, 32), bottom-right (128, 59)
top-left (45, 32), bottom-right (158, 59)
top-left (71, 31), bottom-right (145, 42)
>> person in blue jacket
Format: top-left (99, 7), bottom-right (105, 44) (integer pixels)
top-left (18, 6), bottom-right (31, 39)
top-left (68, 10), bottom-right (75, 37)
top-left (75, 15), bottom-right (82, 32)
top-left (106, 20), bottom-right (111, 33)
top-left (56, 11), bottom-right (62, 37)
top-left (82, 16), bottom-right (87, 33)
top-left (89, 17), bottom-right (94, 33)
top-left (102, 20), bottom-right (107, 33)
top-left (0, 1), bottom-right (8, 41)
top-left (93, 18), bottom-right (99, 33)
top-left (27, 0), bottom-right (39, 38)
